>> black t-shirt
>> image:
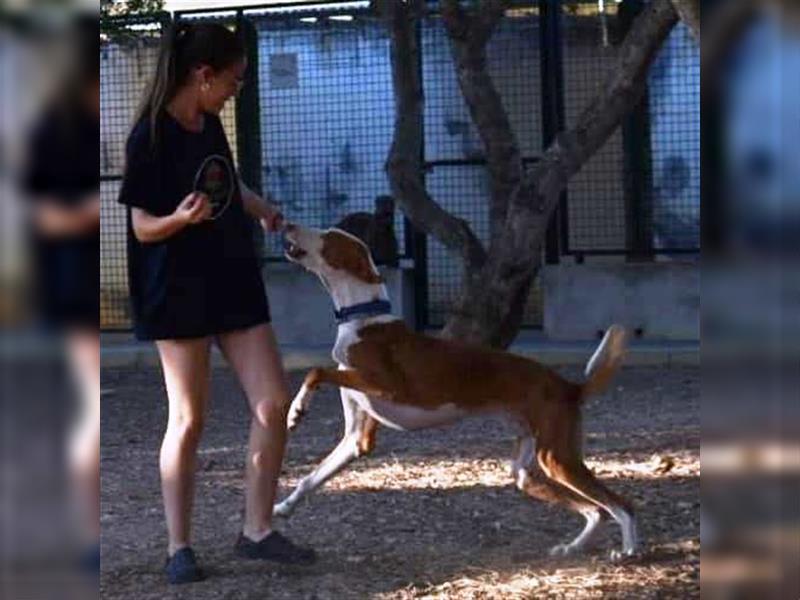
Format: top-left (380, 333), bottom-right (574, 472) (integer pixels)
top-left (118, 111), bottom-right (270, 340)
top-left (24, 104), bottom-right (100, 329)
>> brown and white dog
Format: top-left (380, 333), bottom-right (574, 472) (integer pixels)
top-left (277, 224), bottom-right (638, 559)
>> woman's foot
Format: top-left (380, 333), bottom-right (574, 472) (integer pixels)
top-left (165, 547), bottom-right (206, 585)
top-left (234, 531), bottom-right (316, 565)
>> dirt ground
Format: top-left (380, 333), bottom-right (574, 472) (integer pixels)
top-left (100, 364), bottom-right (699, 599)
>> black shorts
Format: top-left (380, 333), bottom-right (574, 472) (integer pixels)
top-left (131, 260), bottom-right (271, 341)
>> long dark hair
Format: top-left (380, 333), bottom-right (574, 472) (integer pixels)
top-left (133, 21), bottom-right (244, 144)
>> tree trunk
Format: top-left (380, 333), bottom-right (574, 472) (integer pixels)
top-left (381, 0), bottom-right (487, 273)
top-left (440, 0), bottom-right (522, 253)
top-left (381, 0), bottom-right (680, 348)
top-left (671, 0), bottom-right (700, 41)
top-left (443, 0), bottom-right (680, 347)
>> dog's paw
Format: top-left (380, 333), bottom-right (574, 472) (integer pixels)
top-left (286, 385), bottom-right (311, 431)
top-left (273, 501), bottom-right (294, 518)
top-left (609, 547), bottom-right (639, 562)
top-left (549, 543), bottom-right (581, 558)
top-left (286, 404), bottom-right (305, 431)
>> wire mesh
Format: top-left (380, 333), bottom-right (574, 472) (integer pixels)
top-left (98, 1), bottom-right (700, 331)
top-left (422, 7), bottom-right (543, 327)
top-left (561, 0), bottom-right (700, 254)
top-left (100, 25), bottom-right (163, 330)
top-left (250, 8), bottom-right (403, 259)
top-left (647, 22), bottom-right (700, 251)
top-left (561, 1), bottom-right (627, 252)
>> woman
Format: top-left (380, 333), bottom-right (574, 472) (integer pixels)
top-left (118, 22), bottom-right (315, 584)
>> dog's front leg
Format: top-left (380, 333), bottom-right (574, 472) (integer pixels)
top-left (276, 393), bottom-right (369, 518)
top-left (274, 434), bottom-right (360, 517)
top-left (287, 367), bottom-right (388, 431)
top-left (287, 375), bottom-right (316, 431)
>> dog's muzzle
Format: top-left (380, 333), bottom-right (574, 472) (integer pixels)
top-left (283, 238), bottom-right (308, 260)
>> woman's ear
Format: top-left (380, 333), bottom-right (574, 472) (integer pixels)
top-left (194, 64), bottom-right (213, 88)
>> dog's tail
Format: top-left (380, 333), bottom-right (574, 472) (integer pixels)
top-left (581, 325), bottom-right (628, 399)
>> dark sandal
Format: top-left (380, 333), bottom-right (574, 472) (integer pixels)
top-left (165, 547), bottom-right (206, 585)
top-left (234, 531), bottom-right (316, 565)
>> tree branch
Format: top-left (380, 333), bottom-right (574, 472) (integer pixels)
top-left (439, 0), bottom-right (470, 40)
top-left (380, 0), bottom-right (487, 272)
top-left (514, 0), bottom-right (680, 216)
top-left (441, 0), bottom-right (520, 252)
top-left (472, 0), bottom-right (507, 46)
top-left (443, 0), bottom-right (680, 345)
top-left (671, 0), bottom-right (700, 41)
top-left (441, 0), bottom-right (506, 45)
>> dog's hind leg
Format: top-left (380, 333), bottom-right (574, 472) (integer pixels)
top-left (513, 436), bottom-right (607, 556)
top-left (540, 456), bottom-right (637, 559)
top-left (274, 392), bottom-right (374, 518)
top-left (536, 436), bottom-right (638, 560)
top-left (548, 503), bottom-right (606, 557)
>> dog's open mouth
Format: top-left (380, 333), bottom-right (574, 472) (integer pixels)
top-left (283, 240), bottom-right (308, 260)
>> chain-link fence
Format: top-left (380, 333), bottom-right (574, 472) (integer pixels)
top-left (100, 16), bottom-right (166, 330)
top-left (99, 0), bottom-right (700, 330)
top-left (562, 0), bottom-right (699, 256)
top-left (250, 5), bottom-right (405, 259)
top-left (421, 5), bottom-right (545, 326)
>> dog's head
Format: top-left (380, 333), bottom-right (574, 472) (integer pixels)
top-left (283, 223), bottom-right (384, 286)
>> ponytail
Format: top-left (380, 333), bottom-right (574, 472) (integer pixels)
top-left (131, 21), bottom-right (244, 147)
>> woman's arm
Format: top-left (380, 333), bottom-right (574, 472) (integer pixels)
top-left (131, 192), bottom-right (211, 243)
top-left (239, 179), bottom-right (284, 232)
top-left (33, 192), bottom-right (100, 237)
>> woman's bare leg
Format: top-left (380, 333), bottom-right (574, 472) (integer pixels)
top-left (216, 323), bottom-right (289, 540)
top-left (155, 337), bottom-right (211, 556)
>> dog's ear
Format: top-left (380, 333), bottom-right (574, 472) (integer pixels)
top-left (322, 231), bottom-right (384, 284)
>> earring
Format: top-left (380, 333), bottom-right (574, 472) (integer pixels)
top-left (201, 82), bottom-right (210, 92)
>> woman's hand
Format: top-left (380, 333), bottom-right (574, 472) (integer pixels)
top-left (239, 179), bottom-right (284, 233)
top-left (259, 204), bottom-right (284, 233)
top-left (174, 192), bottom-right (212, 225)
top-left (132, 192), bottom-right (211, 243)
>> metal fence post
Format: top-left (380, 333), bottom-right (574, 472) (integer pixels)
top-left (235, 12), bottom-right (265, 253)
top-left (618, 0), bottom-right (655, 261)
top-left (539, 0), bottom-right (567, 264)
top-left (410, 17), bottom-right (429, 331)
